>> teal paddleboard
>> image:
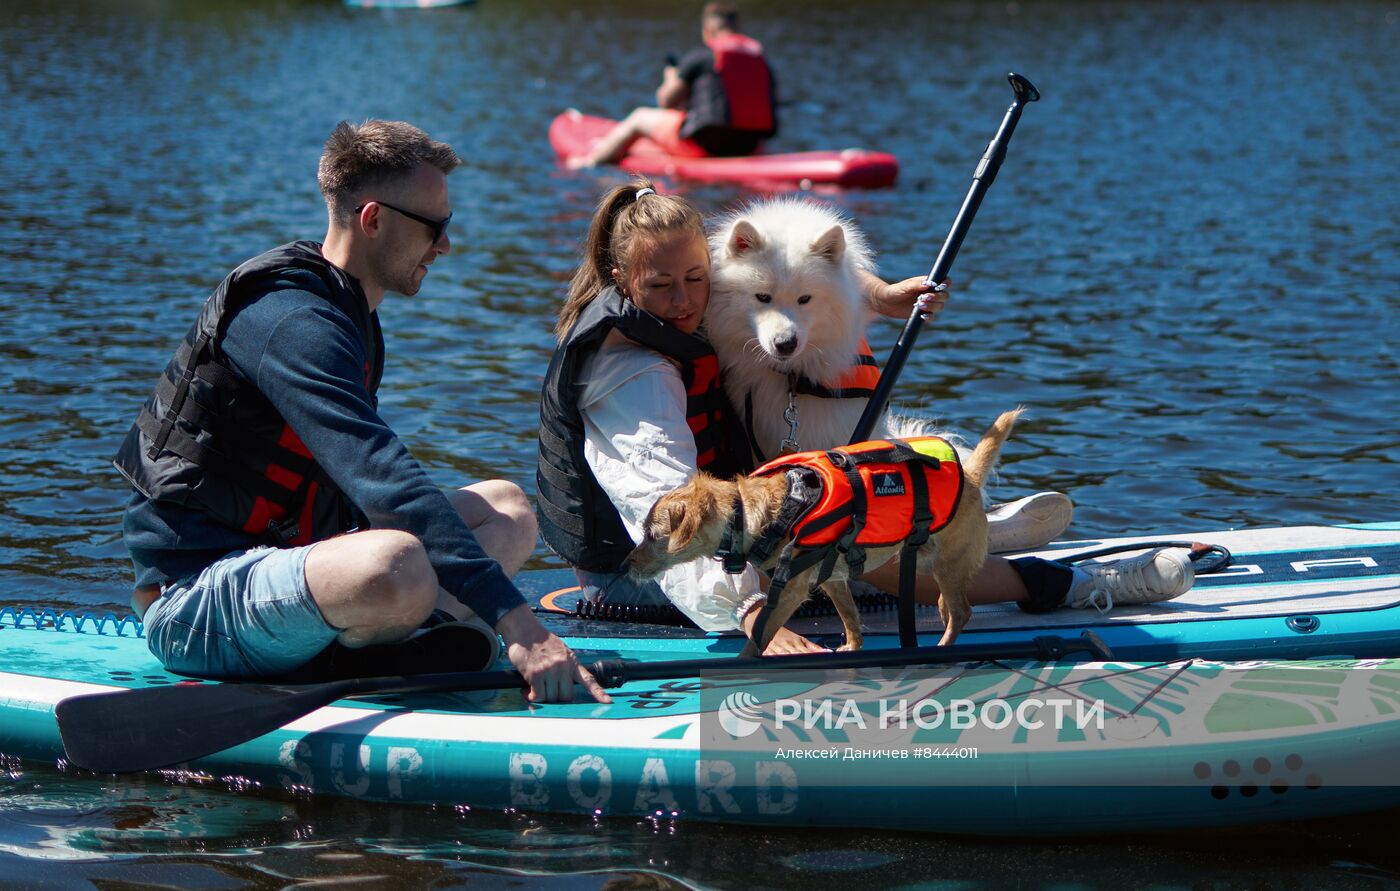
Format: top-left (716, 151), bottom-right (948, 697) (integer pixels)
top-left (2, 522), bottom-right (1399, 834)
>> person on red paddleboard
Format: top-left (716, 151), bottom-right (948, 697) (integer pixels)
top-left (568, 2), bottom-right (779, 169)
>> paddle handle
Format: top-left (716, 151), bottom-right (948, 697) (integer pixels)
top-left (849, 73), bottom-right (1040, 445)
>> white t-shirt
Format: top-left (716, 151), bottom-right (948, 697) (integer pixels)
top-left (579, 329), bottom-right (763, 631)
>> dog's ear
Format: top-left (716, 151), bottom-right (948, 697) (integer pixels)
top-left (727, 220), bottom-right (763, 257)
top-left (666, 501), bottom-right (704, 553)
top-left (810, 224), bottom-right (846, 264)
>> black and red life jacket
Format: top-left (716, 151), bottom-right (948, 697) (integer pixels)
top-left (113, 242), bottom-right (381, 547)
top-left (682, 31), bottom-right (778, 143)
top-left (792, 338), bottom-right (880, 400)
top-left (706, 32), bottom-right (776, 135)
top-left (536, 286), bottom-right (750, 572)
top-left (751, 436), bottom-right (963, 553)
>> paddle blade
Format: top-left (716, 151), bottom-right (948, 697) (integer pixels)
top-left (56, 680), bottom-right (348, 774)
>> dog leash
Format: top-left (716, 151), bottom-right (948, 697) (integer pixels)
top-left (780, 374), bottom-right (801, 454)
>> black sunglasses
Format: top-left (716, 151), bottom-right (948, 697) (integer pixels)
top-left (354, 200), bottom-right (452, 243)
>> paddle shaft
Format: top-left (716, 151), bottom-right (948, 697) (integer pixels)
top-left (849, 73), bottom-right (1040, 444)
top-left (289, 631), bottom-right (1111, 700)
top-left (56, 631), bottom-right (1108, 773)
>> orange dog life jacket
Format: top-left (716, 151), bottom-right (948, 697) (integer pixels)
top-left (751, 436), bottom-right (964, 553)
top-left (723, 437), bottom-right (964, 651)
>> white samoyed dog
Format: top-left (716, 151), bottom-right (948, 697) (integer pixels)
top-left (704, 198), bottom-right (932, 464)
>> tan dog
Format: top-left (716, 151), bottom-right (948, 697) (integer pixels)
top-left (629, 409), bottom-right (1021, 655)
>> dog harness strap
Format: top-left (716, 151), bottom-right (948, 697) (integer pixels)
top-left (750, 541), bottom-right (799, 650)
top-left (906, 465), bottom-right (935, 543)
top-left (897, 547), bottom-right (919, 647)
top-left (715, 468), bottom-right (821, 575)
top-left (716, 495), bottom-right (749, 575)
top-left (896, 464), bottom-right (934, 647)
top-left (829, 450), bottom-right (869, 578)
top-left (752, 543), bottom-right (835, 650)
top-left (746, 469), bottom-right (821, 567)
top-left (817, 543), bottom-right (842, 584)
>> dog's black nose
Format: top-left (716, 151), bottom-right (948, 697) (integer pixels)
top-left (773, 335), bottom-right (799, 356)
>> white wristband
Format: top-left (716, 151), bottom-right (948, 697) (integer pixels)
top-left (735, 593), bottom-right (768, 626)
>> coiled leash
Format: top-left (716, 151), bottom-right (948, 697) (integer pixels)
top-left (1051, 541), bottom-right (1232, 574)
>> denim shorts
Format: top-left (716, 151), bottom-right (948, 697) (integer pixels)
top-left (574, 568), bottom-right (671, 606)
top-left (142, 544), bottom-right (337, 679)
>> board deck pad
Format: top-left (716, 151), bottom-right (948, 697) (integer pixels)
top-left (528, 524), bottom-right (1400, 624)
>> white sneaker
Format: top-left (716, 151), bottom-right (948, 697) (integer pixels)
top-left (1067, 548), bottom-right (1195, 612)
top-left (986, 492), bottom-right (1074, 553)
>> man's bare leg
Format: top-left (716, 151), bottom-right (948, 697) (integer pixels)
top-left (433, 479), bottom-right (537, 620)
top-left (569, 107), bottom-right (673, 168)
top-left (304, 529), bottom-right (438, 648)
top-left (303, 479), bottom-right (535, 645)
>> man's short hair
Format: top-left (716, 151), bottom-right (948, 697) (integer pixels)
top-left (318, 120), bottom-right (461, 220)
top-left (702, 1), bottom-right (739, 30)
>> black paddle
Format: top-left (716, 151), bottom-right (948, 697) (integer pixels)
top-left (850, 72), bottom-right (1040, 444)
top-left (56, 631), bottom-right (1110, 774)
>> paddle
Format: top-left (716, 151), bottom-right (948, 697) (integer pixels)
top-left (850, 72), bottom-right (1041, 444)
top-left (56, 631), bottom-right (1110, 774)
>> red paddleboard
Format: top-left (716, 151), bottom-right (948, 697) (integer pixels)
top-left (550, 110), bottom-right (898, 190)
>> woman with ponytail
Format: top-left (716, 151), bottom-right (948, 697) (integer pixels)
top-left (536, 180), bottom-right (1195, 655)
top-left (536, 179), bottom-right (798, 644)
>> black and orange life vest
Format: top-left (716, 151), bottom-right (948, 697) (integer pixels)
top-left (719, 436), bottom-right (964, 649)
top-left (742, 339), bottom-right (882, 464)
top-left (752, 436), bottom-right (963, 555)
top-left (113, 242), bottom-right (380, 547)
top-left (793, 338), bottom-right (880, 400)
top-left (536, 286), bottom-right (750, 572)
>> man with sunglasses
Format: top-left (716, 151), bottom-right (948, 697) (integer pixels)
top-left (114, 119), bottom-right (609, 705)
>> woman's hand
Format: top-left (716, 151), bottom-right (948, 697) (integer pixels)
top-left (862, 272), bottom-right (951, 322)
top-left (740, 600), bottom-right (830, 655)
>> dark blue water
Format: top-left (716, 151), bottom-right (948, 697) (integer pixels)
top-left (3, 0), bottom-right (1399, 886)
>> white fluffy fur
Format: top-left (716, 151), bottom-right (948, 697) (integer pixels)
top-left (705, 198), bottom-right (928, 461)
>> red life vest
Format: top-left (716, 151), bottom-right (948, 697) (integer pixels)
top-left (706, 32), bottom-right (776, 134)
top-left (752, 437), bottom-right (964, 551)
